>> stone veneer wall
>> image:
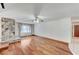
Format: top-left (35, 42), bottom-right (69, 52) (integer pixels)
top-left (0, 17), bottom-right (15, 42)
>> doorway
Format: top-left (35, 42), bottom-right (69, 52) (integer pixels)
top-left (74, 25), bottom-right (79, 37)
top-left (72, 22), bottom-right (79, 38)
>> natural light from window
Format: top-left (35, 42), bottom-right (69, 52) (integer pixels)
top-left (21, 25), bottom-right (31, 33)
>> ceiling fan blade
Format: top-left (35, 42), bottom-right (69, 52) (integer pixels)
top-left (22, 19), bottom-right (34, 22)
top-left (1, 3), bottom-right (5, 9)
top-left (37, 17), bottom-right (44, 22)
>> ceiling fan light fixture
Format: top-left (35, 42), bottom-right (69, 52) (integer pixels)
top-left (33, 19), bottom-right (39, 23)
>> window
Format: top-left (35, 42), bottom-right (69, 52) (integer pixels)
top-left (21, 24), bottom-right (31, 33)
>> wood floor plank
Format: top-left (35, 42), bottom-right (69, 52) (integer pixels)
top-left (0, 36), bottom-right (72, 55)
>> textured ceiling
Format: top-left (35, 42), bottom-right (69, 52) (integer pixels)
top-left (0, 3), bottom-right (79, 23)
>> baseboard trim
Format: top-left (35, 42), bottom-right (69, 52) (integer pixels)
top-left (34, 35), bottom-right (68, 45)
top-left (68, 44), bottom-right (75, 55)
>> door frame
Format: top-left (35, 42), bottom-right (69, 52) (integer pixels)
top-left (72, 22), bottom-right (79, 38)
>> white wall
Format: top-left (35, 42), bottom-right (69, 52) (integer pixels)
top-left (35, 18), bottom-right (72, 43)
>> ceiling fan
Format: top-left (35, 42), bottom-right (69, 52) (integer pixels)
top-left (33, 4), bottom-right (44, 23)
top-left (1, 3), bottom-right (5, 9)
top-left (22, 4), bottom-right (45, 23)
top-left (34, 16), bottom-right (44, 23)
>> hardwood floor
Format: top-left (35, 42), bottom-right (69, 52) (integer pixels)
top-left (0, 36), bottom-right (72, 55)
